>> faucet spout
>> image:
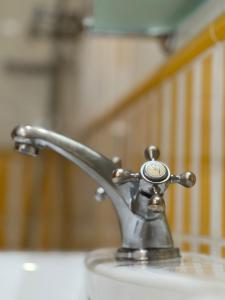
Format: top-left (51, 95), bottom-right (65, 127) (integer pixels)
top-left (12, 125), bottom-right (127, 211)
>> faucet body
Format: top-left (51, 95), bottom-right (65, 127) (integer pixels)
top-left (12, 125), bottom-right (195, 261)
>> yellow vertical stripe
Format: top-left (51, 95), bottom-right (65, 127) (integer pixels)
top-left (0, 154), bottom-right (8, 248)
top-left (145, 95), bottom-right (153, 147)
top-left (222, 48), bottom-right (225, 238)
top-left (133, 102), bottom-right (144, 170)
top-left (181, 241), bottom-right (191, 252)
top-left (199, 244), bottom-right (210, 254)
top-left (167, 78), bottom-right (178, 230)
top-left (40, 153), bottom-right (54, 249)
top-left (21, 156), bottom-right (34, 249)
top-left (183, 69), bottom-right (193, 234)
top-left (221, 247), bottom-right (225, 258)
top-left (146, 90), bottom-right (161, 147)
top-left (127, 109), bottom-right (135, 169)
top-left (199, 54), bottom-right (212, 236)
top-left (156, 88), bottom-right (163, 149)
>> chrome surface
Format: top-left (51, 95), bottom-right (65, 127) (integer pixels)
top-left (144, 145), bottom-right (160, 161)
top-left (111, 156), bottom-right (122, 168)
top-left (170, 171), bottom-right (196, 188)
top-left (95, 187), bottom-right (107, 202)
top-left (12, 125), bottom-right (196, 261)
top-left (148, 194), bottom-right (165, 213)
top-left (15, 142), bottom-right (39, 157)
top-left (112, 169), bottom-right (140, 184)
top-left (116, 247), bottom-right (180, 261)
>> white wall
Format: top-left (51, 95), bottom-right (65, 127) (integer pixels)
top-left (2, 0), bottom-right (217, 143)
top-left (60, 0), bottom-right (225, 136)
top-left (0, 0), bottom-right (55, 147)
top-left (60, 35), bottom-right (166, 135)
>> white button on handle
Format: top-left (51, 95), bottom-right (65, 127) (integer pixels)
top-left (143, 161), bottom-right (169, 182)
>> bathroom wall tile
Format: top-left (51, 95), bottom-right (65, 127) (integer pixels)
top-left (80, 39), bottom-right (225, 258)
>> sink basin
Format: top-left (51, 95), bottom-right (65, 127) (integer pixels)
top-left (86, 249), bottom-right (225, 300)
top-left (0, 252), bottom-right (86, 300)
top-left (2, 250), bottom-right (225, 300)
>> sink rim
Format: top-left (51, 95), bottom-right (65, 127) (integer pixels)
top-left (86, 248), bottom-right (225, 292)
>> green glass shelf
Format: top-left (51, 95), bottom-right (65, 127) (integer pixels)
top-left (92, 0), bottom-right (207, 36)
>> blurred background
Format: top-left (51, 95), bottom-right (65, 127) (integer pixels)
top-left (0, 0), bottom-right (168, 250)
top-left (1, 0), bottom-right (225, 256)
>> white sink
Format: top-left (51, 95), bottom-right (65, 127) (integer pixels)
top-left (2, 250), bottom-right (225, 300)
top-left (86, 249), bottom-right (225, 300)
top-left (0, 252), bottom-right (86, 300)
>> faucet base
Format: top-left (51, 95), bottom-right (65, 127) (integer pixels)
top-left (116, 247), bottom-right (181, 261)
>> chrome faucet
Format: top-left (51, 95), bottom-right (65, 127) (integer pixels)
top-left (11, 125), bottom-right (196, 261)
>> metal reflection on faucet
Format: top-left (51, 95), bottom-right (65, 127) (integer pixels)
top-left (11, 125), bottom-right (196, 261)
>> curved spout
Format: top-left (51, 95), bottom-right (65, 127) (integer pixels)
top-left (12, 125), bottom-right (128, 213)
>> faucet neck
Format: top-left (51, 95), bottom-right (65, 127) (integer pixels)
top-left (12, 126), bottom-right (128, 213)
